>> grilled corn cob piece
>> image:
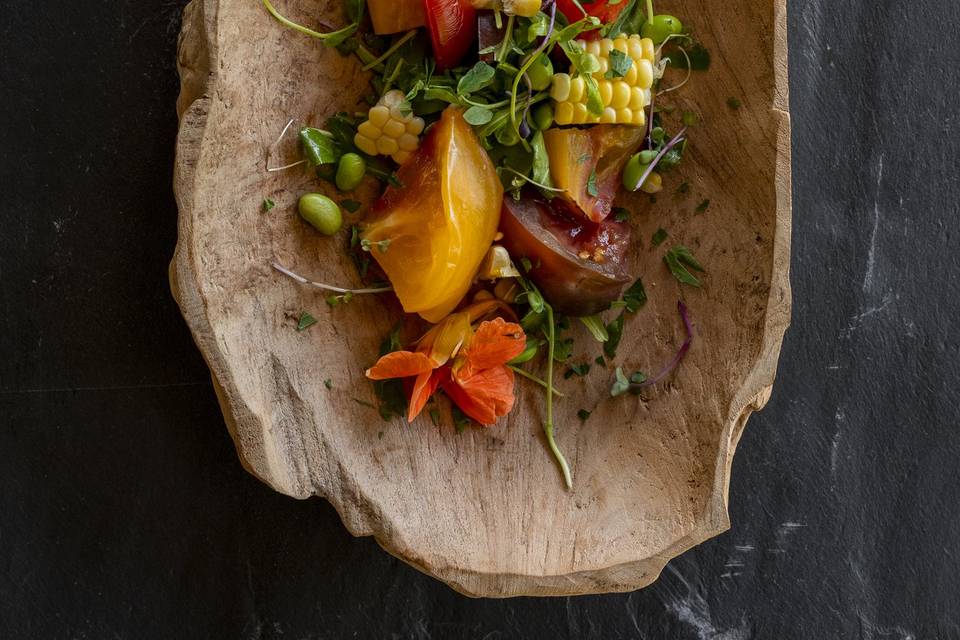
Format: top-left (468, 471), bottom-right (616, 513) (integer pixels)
top-left (354, 90), bottom-right (425, 165)
top-left (551, 35), bottom-right (656, 126)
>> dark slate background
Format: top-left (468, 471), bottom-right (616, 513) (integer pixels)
top-left (2, 1), bottom-right (958, 638)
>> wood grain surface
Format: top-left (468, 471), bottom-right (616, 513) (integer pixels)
top-left (170, 0), bottom-right (790, 596)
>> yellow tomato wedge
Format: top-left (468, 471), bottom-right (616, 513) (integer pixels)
top-left (362, 107), bottom-right (503, 323)
top-left (544, 125), bottom-right (645, 222)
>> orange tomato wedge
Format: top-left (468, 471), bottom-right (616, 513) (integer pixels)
top-left (544, 125), bottom-right (645, 223)
top-left (367, 0), bottom-right (425, 34)
top-left (362, 107), bottom-right (503, 323)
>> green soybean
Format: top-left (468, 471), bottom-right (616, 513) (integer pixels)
top-left (298, 193), bottom-right (342, 236)
top-left (622, 154), bottom-right (651, 191)
top-left (641, 15), bottom-right (684, 45)
top-left (335, 153), bottom-right (365, 191)
top-left (532, 103), bottom-right (554, 131)
top-left (526, 54), bottom-right (554, 92)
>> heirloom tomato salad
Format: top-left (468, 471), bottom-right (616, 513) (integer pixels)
top-left (263, 0), bottom-right (711, 487)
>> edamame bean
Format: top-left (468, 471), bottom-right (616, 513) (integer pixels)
top-left (641, 15), bottom-right (684, 45)
top-left (622, 153), bottom-right (662, 193)
top-left (335, 153), bottom-right (366, 192)
top-left (298, 193), bottom-right (342, 236)
top-left (532, 103), bottom-right (554, 130)
top-left (526, 54), bottom-right (554, 92)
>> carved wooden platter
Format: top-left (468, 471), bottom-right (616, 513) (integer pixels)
top-left (171, 0), bottom-right (790, 596)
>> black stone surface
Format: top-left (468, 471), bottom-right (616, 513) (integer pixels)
top-left (2, 2), bottom-right (959, 638)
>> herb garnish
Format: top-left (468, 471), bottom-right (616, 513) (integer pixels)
top-left (296, 312), bottom-right (318, 331)
top-left (664, 245), bottom-right (705, 287)
top-left (262, 198), bottom-right (275, 212)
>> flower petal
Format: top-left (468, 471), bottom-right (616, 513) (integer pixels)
top-left (417, 312), bottom-right (473, 366)
top-left (408, 367), bottom-right (447, 422)
top-left (365, 351), bottom-right (436, 380)
top-left (460, 317), bottom-right (526, 376)
top-left (443, 366), bottom-right (516, 426)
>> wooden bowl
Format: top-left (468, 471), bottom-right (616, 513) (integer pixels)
top-left (171, 0), bottom-right (790, 596)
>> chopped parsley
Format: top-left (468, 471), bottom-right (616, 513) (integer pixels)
top-left (664, 245), bottom-right (706, 287)
top-left (652, 228), bottom-right (669, 247)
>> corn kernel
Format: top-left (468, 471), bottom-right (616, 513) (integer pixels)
top-left (382, 119), bottom-right (405, 138)
top-left (393, 150), bottom-right (411, 165)
top-left (641, 37), bottom-right (655, 61)
top-left (503, 0), bottom-right (541, 17)
top-left (586, 41), bottom-right (601, 57)
top-left (355, 134), bottom-right (378, 156)
top-left (636, 59), bottom-right (654, 89)
top-left (357, 121), bottom-right (381, 140)
top-left (568, 76), bottom-right (585, 103)
top-left (381, 90), bottom-right (403, 107)
top-left (600, 39), bottom-right (613, 55)
top-left (397, 133), bottom-right (419, 151)
top-left (555, 102), bottom-right (574, 125)
top-left (616, 107), bottom-right (633, 123)
top-left (611, 81), bottom-right (631, 109)
top-left (597, 80), bottom-right (613, 106)
top-left (376, 137), bottom-right (398, 155)
top-left (406, 117), bottom-right (425, 135)
top-left (598, 58), bottom-right (609, 74)
top-left (631, 109), bottom-right (646, 127)
top-left (389, 106), bottom-right (406, 121)
top-left (599, 107), bottom-right (617, 123)
top-left (572, 103), bottom-right (588, 124)
top-left (368, 106), bottom-right (390, 128)
top-left (629, 86), bottom-right (646, 110)
top-left (613, 37), bottom-right (628, 54)
top-left (551, 73), bottom-right (572, 102)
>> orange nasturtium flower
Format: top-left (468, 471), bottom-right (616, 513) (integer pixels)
top-left (365, 301), bottom-right (526, 425)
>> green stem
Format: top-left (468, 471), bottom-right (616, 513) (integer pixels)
top-left (262, 0), bottom-right (357, 41)
top-left (500, 167), bottom-right (564, 193)
top-left (507, 365), bottom-right (566, 398)
top-left (497, 15), bottom-right (516, 62)
top-left (362, 29), bottom-right (418, 71)
top-left (543, 304), bottom-right (573, 489)
top-left (646, 0), bottom-right (655, 25)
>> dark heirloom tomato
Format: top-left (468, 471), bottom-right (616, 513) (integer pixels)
top-left (423, 0), bottom-right (477, 70)
top-left (555, 0), bottom-right (630, 39)
top-left (499, 195), bottom-right (632, 316)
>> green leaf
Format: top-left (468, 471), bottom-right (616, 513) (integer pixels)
top-left (457, 61), bottom-right (496, 95)
top-left (553, 337), bottom-right (574, 362)
top-left (296, 312), bottom-right (318, 331)
top-left (530, 131), bottom-right (552, 189)
top-left (612, 207), bottom-right (630, 222)
top-left (463, 105), bottom-right (494, 125)
top-left (508, 338), bottom-right (540, 365)
top-left (595, 355), bottom-right (606, 367)
top-left (299, 128), bottom-right (339, 166)
top-left (622, 278), bottom-right (647, 313)
top-left (342, 0), bottom-right (365, 23)
top-left (565, 362), bottom-right (591, 378)
top-left (429, 406), bottom-right (441, 426)
top-left (682, 111), bottom-right (699, 127)
top-left (452, 404), bottom-right (472, 433)
top-left (586, 168), bottom-right (599, 197)
top-left (577, 409), bottom-right (591, 422)
top-left (664, 245), bottom-right (705, 287)
top-left (423, 86), bottom-right (461, 104)
top-left (604, 312), bottom-right (625, 358)
top-left (527, 12), bottom-right (550, 41)
top-left (652, 228), bottom-right (668, 247)
top-left (727, 96), bottom-right (742, 110)
top-left (610, 367), bottom-right (630, 397)
top-left (583, 75), bottom-right (604, 116)
top-left (695, 199), bottom-right (711, 214)
top-left (324, 378), bottom-right (333, 390)
top-left (579, 315), bottom-right (609, 342)
top-left (675, 181), bottom-right (690, 195)
top-left (605, 49), bottom-right (633, 79)
top-left (262, 198), bottom-right (275, 212)
top-left (601, 0), bottom-right (639, 37)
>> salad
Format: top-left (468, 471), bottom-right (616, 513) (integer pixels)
top-left (263, 0), bottom-right (709, 488)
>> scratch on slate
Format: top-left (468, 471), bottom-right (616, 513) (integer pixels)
top-left (863, 154), bottom-right (884, 294)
